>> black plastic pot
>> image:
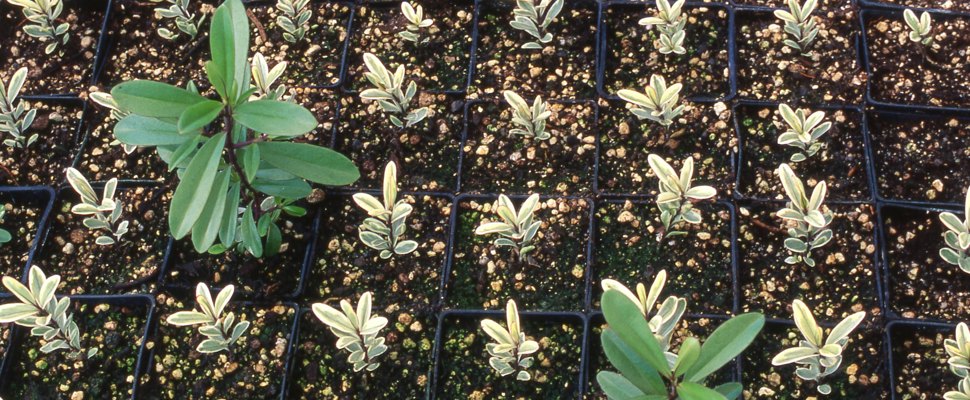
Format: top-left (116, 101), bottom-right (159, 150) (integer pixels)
top-left (597, 0), bottom-right (736, 103)
top-left (0, 186), bottom-right (56, 289)
top-left (0, 294), bottom-right (155, 399)
top-left (884, 319), bottom-right (961, 400)
top-left (2, 96), bottom-right (88, 189)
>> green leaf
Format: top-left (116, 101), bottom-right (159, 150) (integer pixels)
top-left (602, 290), bottom-right (671, 376)
top-left (684, 313), bottom-right (764, 383)
top-left (219, 183), bottom-right (241, 247)
top-left (257, 142), bottom-right (359, 186)
top-left (169, 132), bottom-right (226, 239)
top-left (677, 382), bottom-right (728, 400)
top-left (596, 371), bottom-right (655, 400)
top-left (674, 337), bottom-right (701, 377)
top-left (253, 177), bottom-right (312, 199)
top-left (601, 329), bottom-right (666, 395)
top-left (233, 100), bottom-right (317, 137)
top-left (191, 168), bottom-right (230, 252)
top-left (111, 80), bottom-right (207, 119)
top-left (210, 0), bottom-right (249, 100)
top-left (241, 205), bottom-right (263, 257)
top-left (713, 383), bottom-right (743, 400)
top-left (115, 115), bottom-right (190, 146)
top-left (178, 100), bottom-right (224, 135)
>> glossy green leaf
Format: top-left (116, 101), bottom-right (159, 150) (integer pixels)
top-left (111, 80), bottom-right (207, 119)
top-left (178, 99), bottom-right (224, 135)
top-left (677, 382), bottom-right (727, 400)
top-left (257, 142), bottom-right (359, 186)
top-left (115, 115), bottom-right (189, 146)
top-left (210, 0), bottom-right (249, 99)
top-left (233, 100), bottom-right (317, 137)
top-left (191, 168), bottom-right (231, 252)
top-left (602, 290), bottom-right (671, 376)
top-left (241, 205), bottom-right (262, 257)
top-left (684, 313), bottom-right (764, 383)
top-left (170, 132), bottom-right (226, 239)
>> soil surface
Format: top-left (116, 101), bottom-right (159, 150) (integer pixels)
top-left (141, 294), bottom-right (294, 399)
top-left (0, 190), bottom-right (51, 280)
top-left (738, 203), bottom-right (881, 320)
top-left (33, 186), bottom-right (169, 295)
top-left (736, 105), bottom-right (870, 201)
top-left (2, 300), bottom-right (149, 399)
top-left (596, 99), bottom-right (736, 195)
top-left (0, 100), bottom-right (84, 187)
top-left (460, 100), bottom-right (597, 195)
top-left (743, 322), bottom-right (888, 399)
top-left (868, 0), bottom-right (970, 12)
top-left (448, 196), bottom-right (590, 311)
top-left (593, 201), bottom-right (734, 315)
top-left (882, 205), bottom-right (970, 321)
top-left (435, 314), bottom-right (583, 400)
top-left (249, 2), bottom-right (352, 89)
top-left (603, 4), bottom-right (730, 100)
top-left (472, 0), bottom-right (598, 100)
top-left (0, 0), bottom-right (104, 95)
top-left (164, 212), bottom-right (312, 300)
top-left (344, 0), bottom-right (474, 92)
top-left (868, 112), bottom-right (970, 204)
top-left (889, 323), bottom-right (957, 400)
top-left (288, 309), bottom-right (435, 399)
top-left (865, 12), bottom-right (970, 107)
top-left (737, 7), bottom-right (865, 104)
top-left (335, 93), bottom-right (463, 192)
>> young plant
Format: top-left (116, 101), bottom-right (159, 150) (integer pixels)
top-left (601, 270), bottom-right (686, 364)
top-left (474, 193), bottom-right (542, 263)
top-left (166, 283), bottom-right (249, 353)
top-left (647, 154), bottom-right (717, 239)
top-left (617, 74), bottom-right (685, 133)
top-left (276, 0), bottom-right (311, 43)
top-left (596, 288), bottom-right (765, 400)
top-left (109, 0), bottom-right (359, 257)
top-left (360, 53), bottom-right (430, 129)
top-left (65, 168), bottom-right (129, 246)
top-left (399, 1), bottom-right (434, 45)
top-left (312, 292), bottom-right (389, 372)
top-left (939, 186), bottom-right (970, 273)
top-left (352, 161), bottom-right (418, 259)
top-left (774, 0), bottom-right (820, 57)
top-left (638, 0), bottom-right (687, 55)
top-left (0, 266), bottom-right (97, 359)
top-left (481, 299), bottom-right (539, 381)
top-left (7, 0), bottom-right (70, 55)
top-left (504, 90), bottom-right (552, 141)
top-left (771, 299), bottom-right (866, 395)
top-left (251, 52), bottom-right (289, 101)
top-left (0, 67), bottom-right (38, 150)
top-left (0, 208), bottom-right (11, 248)
top-left (152, 0), bottom-right (205, 41)
top-left (777, 104), bottom-right (831, 163)
top-left (777, 163), bottom-right (833, 268)
top-left (946, 323), bottom-right (970, 378)
top-left (904, 8), bottom-right (934, 46)
top-left (509, 0), bottom-right (564, 50)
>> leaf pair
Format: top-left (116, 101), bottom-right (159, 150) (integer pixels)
top-left (903, 8), bottom-right (934, 45)
top-left (601, 271), bottom-right (686, 355)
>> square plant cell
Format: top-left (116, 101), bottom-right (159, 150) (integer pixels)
top-left (163, 207), bottom-right (315, 300)
top-left (334, 93), bottom-right (462, 192)
top-left (472, 0), bottom-right (599, 100)
top-left (1, 296), bottom-right (152, 399)
top-left (435, 312), bottom-right (584, 399)
top-left (0, 99), bottom-right (84, 187)
top-left (460, 100), bottom-right (597, 196)
top-left (736, 7), bottom-right (865, 105)
top-left (591, 200), bottom-right (735, 315)
top-left (447, 195), bottom-right (590, 312)
top-left (742, 321), bottom-right (889, 399)
top-left (584, 315), bottom-right (737, 399)
top-left (31, 185), bottom-right (170, 295)
top-left (0, 188), bottom-right (54, 284)
top-left (863, 10), bottom-right (970, 108)
top-left (141, 296), bottom-right (296, 400)
top-left (287, 309), bottom-right (435, 399)
top-left (735, 104), bottom-right (871, 201)
top-left (343, 0), bottom-right (475, 93)
top-left (77, 103), bottom-right (170, 182)
top-left (306, 193), bottom-right (451, 310)
top-left (737, 202), bottom-right (882, 320)
top-left (881, 204), bottom-right (970, 322)
top-left (0, 0), bottom-right (107, 95)
top-left (98, 0), bottom-right (221, 88)
top-left (601, 3), bottom-right (731, 101)
top-left (867, 112), bottom-right (970, 205)
top-left (887, 322), bottom-right (960, 400)
top-left (596, 99), bottom-right (737, 196)
top-left (248, 1), bottom-right (353, 89)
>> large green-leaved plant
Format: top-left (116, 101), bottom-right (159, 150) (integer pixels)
top-left (109, 0), bottom-right (359, 257)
